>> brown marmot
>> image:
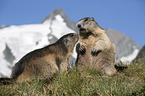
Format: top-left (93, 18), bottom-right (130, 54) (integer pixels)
top-left (0, 33), bottom-right (79, 84)
top-left (76, 17), bottom-right (116, 75)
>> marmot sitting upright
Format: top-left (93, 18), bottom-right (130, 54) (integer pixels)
top-left (0, 33), bottom-right (79, 84)
top-left (76, 17), bottom-right (116, 75)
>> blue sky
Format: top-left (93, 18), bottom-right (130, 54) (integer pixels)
top-left (0, 0), bottom-right (145, 46)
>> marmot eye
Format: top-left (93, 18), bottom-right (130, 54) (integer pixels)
top-left (77, 24), bottom-right (81, 28)
top-left (84, 18), bottom-right (88, 22)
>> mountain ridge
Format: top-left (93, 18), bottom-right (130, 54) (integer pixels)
top-left (105, 29), bottom-right (141, 62)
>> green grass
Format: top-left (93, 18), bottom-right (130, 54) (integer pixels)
top-left (0, 62), bottom-right (145, 96)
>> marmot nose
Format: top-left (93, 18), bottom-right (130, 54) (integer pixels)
top-left (77, 24), bottom-right (81, 28)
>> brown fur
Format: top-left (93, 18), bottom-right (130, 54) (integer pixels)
top-left (76, 17), bottom-right (116, 75)
top-left (0, 33), bottom-right (79, 83)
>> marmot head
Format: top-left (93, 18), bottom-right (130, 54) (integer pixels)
top-left (58, 33), bottom-right (79, 53)
top-left (77, 17), bottom-right (103, 37)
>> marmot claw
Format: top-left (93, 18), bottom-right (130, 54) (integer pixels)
top-left (91, 48), bottom-right (101, 56)
top-left (79, 45), bottom-right (86, 54)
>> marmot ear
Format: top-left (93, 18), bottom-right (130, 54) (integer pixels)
top-left (91, 17), bottom-right (94, 21)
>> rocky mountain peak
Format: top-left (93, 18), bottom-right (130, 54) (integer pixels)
top-left (41, 8), bottom-right (65, 22)
top-left (41, 8), bottom-right (78, 32)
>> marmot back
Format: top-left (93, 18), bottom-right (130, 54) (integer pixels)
top-left (76, 17), bottom-right (116, 75)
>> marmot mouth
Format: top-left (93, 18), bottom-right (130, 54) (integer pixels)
top-left (79, 28), bottom-right (87, 34)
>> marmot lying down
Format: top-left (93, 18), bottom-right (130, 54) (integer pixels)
top-left (0, 33), bottom-right (79, 84)
top-left (76, 17), bottom-right (116, 75)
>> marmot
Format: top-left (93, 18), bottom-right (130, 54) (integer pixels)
top-left (76, 17), bottom-right (116, 75)
top-left (0, 33), bottom-right (79, 84)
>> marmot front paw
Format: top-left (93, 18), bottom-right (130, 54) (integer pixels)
top-left (79, 45), bottom-right (86, 54)
top-left (91, 48), bottom-right (101, 56)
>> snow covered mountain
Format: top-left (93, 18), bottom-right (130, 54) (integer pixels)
top-left (0, 8), bottom-right (141, 77)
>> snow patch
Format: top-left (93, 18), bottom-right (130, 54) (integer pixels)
top-left (55, 15), bottom-right (64, 22)
top-left (51, 15), bottom-right (74, 39)
top-left (120, 48), bottom-right (139, 63)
